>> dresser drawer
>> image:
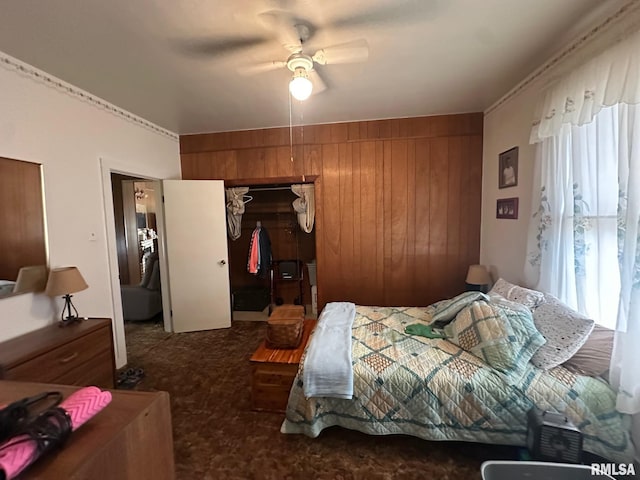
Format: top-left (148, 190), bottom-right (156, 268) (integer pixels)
top-left (251, 386), bottom-right (291, 412)
top-left (53, 349), bottom-right (114, 388)
top-left (253, 364), bottom-right (298, 388)
top-left (3, 328), bottom-right (110, 384)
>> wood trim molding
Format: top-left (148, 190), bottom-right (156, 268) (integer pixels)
top-left (180, 113), bottom-right (483, 154)
top-left (225, 175), bottom-right (318, 187)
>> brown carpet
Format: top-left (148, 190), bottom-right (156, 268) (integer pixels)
top-left (123, 320), bottom-right (519, 480)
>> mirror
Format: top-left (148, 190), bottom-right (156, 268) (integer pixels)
top-left (0, 156), bottom-right (48, 298)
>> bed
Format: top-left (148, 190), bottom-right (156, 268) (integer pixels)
top-left (281, 300), bottom-right (635, 463)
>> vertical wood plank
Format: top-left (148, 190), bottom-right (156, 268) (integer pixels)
top-left (358, 142), bottom-right (378, 305)
top-left (414, 139), bottom-right (431, 303)
top-left (447, 137), bottom-right (463, 296)
top-left (428, 137), bottom-right (449, 302)
top-left (389, 140), bottom-right (409, 306)
top-left (338, 143), bottom-right (354, 300)
top-left (382, 140), bottom-right (393, 304)
top-left (320, 144), bottom-right (340, 303)
top-left (406, 139), bottom-right (417, 303)
top-left (351, 143), bottom-right (362, 302)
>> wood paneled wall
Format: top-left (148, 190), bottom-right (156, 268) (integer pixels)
top-left (180, 113), bottom-right (483, 308)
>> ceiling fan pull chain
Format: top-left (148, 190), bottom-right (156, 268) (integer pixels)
top-left (289, 89), bottom-right (294, 163)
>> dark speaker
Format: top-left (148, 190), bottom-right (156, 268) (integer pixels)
top-left (527, 408), bottom-right (583, 464)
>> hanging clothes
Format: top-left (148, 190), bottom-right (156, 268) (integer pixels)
top-left (247, 224), bottom-right (272, 278)
top-left (291, 184), bottom-right (315, 233)
top-left (257, 226), bottom-right (272, 279)
top-left (225, 187), bottom-right (250, 241)
top-left (247, 227), bottom-right (260, 274)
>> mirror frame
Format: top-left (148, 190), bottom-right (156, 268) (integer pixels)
top-left (0, 157), bottom-right (48, 298)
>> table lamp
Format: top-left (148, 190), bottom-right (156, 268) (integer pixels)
top-left (465, 264), bottom-right (491, 293)
top-left (13, 265), bottom-right (47, 294)
top-left (45, 266), bottom-right (88, 326)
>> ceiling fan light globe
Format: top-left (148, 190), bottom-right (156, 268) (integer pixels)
top-left (289, 76), bottom-right (313, 101)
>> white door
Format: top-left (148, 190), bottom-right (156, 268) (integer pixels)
top-left (162, 180), bottom-right (231, 332)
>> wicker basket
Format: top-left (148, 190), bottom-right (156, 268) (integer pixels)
top-left (266, 305), bottom-right (305, 349)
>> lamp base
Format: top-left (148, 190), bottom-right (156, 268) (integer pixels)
top-left (59, 316), bottom-right (82, 327)
top-left (58, 294), bottom-right (82, 327)
top-left (465, 283), bottom-right (488, 293)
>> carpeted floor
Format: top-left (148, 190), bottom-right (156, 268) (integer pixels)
top-left (123, 320), bottom-right (520, 480)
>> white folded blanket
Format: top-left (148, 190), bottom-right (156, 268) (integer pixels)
top-left (303, 302), bottom-right (356, 399)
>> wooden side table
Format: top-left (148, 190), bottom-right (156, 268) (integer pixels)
top-left (250, 319), bottom-right (316, 412)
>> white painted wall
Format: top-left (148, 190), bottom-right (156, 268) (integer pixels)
top-left (481, 84), bottom-right (541, 286)
top-left (0, 54), bottom-right (180, 368)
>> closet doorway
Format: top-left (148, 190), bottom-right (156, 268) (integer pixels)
top-left (227, 182), bottom-right (316, 321)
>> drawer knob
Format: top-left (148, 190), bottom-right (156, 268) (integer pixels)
top-left (60, 352), bottom-right (79, 364)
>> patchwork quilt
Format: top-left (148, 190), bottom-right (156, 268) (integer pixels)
top-left (281, 306), bottom-right (634, 463)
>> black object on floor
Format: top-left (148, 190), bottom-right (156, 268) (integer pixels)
top-left (116, 367), bottom-right (145, 389)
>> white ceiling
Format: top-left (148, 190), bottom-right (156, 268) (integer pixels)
top-left (0, 0), bottom-right (626, 135)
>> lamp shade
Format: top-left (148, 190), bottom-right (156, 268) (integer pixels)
top-left (45, 267), bottom-right (88, 297)
top-left (13, 265), bottom-right (48, 293)
top-left (466, 264), bottom-right (491, 286)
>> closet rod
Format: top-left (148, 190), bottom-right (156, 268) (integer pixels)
top-left (249, 186), bottom-right (293, 192)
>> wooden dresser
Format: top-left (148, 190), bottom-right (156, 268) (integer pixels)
top-left (0, 381), bottom-right (175, 479)
top-left (0, 318), bottom-right (115, 388)
top-left (250, 319), bottom-right (316, 412)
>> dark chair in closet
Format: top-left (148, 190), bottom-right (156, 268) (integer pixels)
top-left (270, 259), bottom-right (304, 312)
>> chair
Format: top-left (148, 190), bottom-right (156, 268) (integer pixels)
top-left (270, 259), bottom-right (304, 312)
top-left (121, 253), bottom-right (162, 321)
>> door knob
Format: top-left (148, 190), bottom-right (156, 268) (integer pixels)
top-left (218, 259), bottom-right (226, 265)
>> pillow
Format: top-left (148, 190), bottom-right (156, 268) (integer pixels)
top-left (430, 291), bottom-right (490, 325)
top-left (488, 293), bottom-right (532, 316)
top-left (562, 324), bottom-right (614, 377)
top-left (444, 300), bottom-right (545, 384)
top-left (529, 294), bottom-right (595, 370)
top-left (489, 278), bottom-right (545, 310)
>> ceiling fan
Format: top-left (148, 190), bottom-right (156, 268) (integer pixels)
top-left (237, 10), bottom-right (370, 100)
top-left (178, 2), bottom-right (443, 100)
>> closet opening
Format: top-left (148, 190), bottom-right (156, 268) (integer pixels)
top-left (225, 181), bottom-right (317, 322)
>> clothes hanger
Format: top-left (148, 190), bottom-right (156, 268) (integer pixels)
top-left (243, 194), bottom-right (253, 204)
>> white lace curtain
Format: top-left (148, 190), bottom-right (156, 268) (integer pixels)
top-left (291, 184), bottom-right (315, 233)
top-left (530, 29), bottom-right (640, 143)
top-left (526, 29), bottom-right (640, 415)
top-left (225, 187), bottom-right (249, 241)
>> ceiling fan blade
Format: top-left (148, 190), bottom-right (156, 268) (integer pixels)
top-left (312, 39), bottom-right (369, 66)
top-left (176, 36), bottom-right (270, 57)
top-left (258, 10), bottom-right (307, 53)
top-left (329, 0), bottom-right (442, 29)
top-left (237, 60), bottom-right (287, 76)
top-left (309, 69), bottom-right (327, 95)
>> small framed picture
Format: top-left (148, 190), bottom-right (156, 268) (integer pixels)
top-left (498, 146), bottom-right (518, 189)
top-left (497, 197), bottom-right (519, 219)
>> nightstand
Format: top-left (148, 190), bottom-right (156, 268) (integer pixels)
top-left (250, 319), bottom-right (316, 412)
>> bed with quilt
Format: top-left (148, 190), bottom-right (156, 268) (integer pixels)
top-left (281, 284), bottom-right (635, 463)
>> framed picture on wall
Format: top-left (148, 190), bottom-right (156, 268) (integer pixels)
top-left (498, 146), bottom-right (518, 188)
top-left (497, 197), bottom-right (519, 219)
